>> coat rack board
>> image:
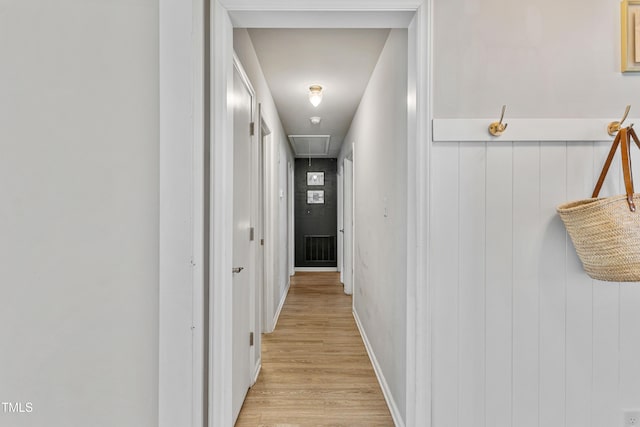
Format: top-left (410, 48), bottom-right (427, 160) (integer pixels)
top-left (432, 118), bottom-right (639, 142)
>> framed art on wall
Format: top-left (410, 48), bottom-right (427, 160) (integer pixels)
top-left (621, 0), bottom-right (640, 72)
top-left (307, 190), bottom-right (324, 204)
top-left (307, 172), bottom-right (325, 186)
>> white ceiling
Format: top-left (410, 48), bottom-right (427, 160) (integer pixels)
top-left (247, 28), bottom-right (391, 158)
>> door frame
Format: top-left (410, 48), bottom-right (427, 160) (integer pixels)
top-left (258, 106), bottom-right (276, 334)
top-left (288, 160), bottom-right (295, 278)
top-left (159, 1), bottom-right (433, 426)
top-left (342, 154), bottom-right (354, 296)
top-left (337, 162), bottom-right (343, 282)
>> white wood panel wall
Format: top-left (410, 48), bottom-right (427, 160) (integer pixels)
top-left (431, 140), bottom-right (640, 427)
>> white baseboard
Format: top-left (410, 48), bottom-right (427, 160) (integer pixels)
top-left (294, 267), bottom-right (338, 272)
top-left (271, 279), bottom-right (290, 331)
top-left (352, 308), bottom-right (405, 427)
top-left (252, 360), bottom-right (261, 385)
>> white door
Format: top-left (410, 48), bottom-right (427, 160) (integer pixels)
top-left (337, 165), bottom-right (344, 282)
top-left (232, 63), bottom-right (253, 423)
top-left (288, 161), bottom-right (295, 277)
top-left (343, 157), bottom-right (354, 295)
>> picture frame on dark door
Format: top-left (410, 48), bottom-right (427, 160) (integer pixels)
top-left (307, 172), bottom-right (325, 186)
top-left (307, 190), bottom-right (325, 204)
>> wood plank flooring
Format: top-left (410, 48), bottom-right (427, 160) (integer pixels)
top-left (235, 272), bottom-right (394, 427)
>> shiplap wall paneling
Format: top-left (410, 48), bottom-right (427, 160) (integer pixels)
top-left (431, 142), bottom-right (460, 426)
top-left (539, 143), bottom-right (568, 426)
top-left (621, 140), bottom-right (640, 410)
top-left (620, 280), bottom-right (640, 407)
top-left (591, 141), bottom-right (622, 426)
top-left (565, 143), bottom-right (595, 427)
top-left (458, 142), bottom-right (486, 427)
top-left (590, 261), bottom-right (620, 427)
top-left (432, 138), bottom-right (640, 427)
top-left (485, 141), bottom-right (514, 427)
top-left (512, 142), bottom-right (541, 427)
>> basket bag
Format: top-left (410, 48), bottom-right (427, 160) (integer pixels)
top-left (557, 126), bottom-right (640, 282)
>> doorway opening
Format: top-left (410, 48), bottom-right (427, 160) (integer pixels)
top-left (294, 158), bottom-right (338, 271)
top-left (232, 26), bottom-right (407, 426)
top-left (158, 3), bottom-right (432, 427)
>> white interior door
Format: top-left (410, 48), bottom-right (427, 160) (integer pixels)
top-left (343, 157), bottom-right (353, 295)
top-left (288, 161), bottom-right (295, 277)
top-left (232, 62), bottom-right (253, 423)
top-left (337, 165), bottom-right (344, 282)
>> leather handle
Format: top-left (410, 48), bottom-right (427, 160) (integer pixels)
top-left (629, 126), bottom-right (640, 150)
top-left (592, 127), bottom-right (636, 212)
top-left (620, 128), bottom-right (636, 211)
top-left (592, 130), bottom-right (621, 198)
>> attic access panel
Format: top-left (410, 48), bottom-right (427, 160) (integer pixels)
top-left (288, 135), bottom-right (331, 157)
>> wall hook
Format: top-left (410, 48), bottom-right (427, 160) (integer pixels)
top-left (488, 105), bottom-right (508, 136)
top-left (608, 105), bottom-right (631, 136)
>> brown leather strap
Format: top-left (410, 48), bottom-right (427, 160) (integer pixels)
top-left (591, 126), bottom-right (637, 211)
top-left (592, 130), bottom-right (621, 198)
top-left (620, 127), bottom-right (636, 211)
top-left (629, 126), bottom-right (640, 150)
top-left (628, 128), bottom-right (637, 193)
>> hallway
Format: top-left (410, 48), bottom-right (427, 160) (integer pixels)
top-left (235, 272), bottom-right (394, 427)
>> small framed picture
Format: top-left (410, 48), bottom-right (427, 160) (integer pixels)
top-left (307, 172), bottom-right (325, 186)
top-left (621, 0), bottom-right (640, 72)
top-left (307, 190), bottom-right (325, 204)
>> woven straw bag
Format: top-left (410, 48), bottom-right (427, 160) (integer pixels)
top-left (557, 127), bottom-right (640, 282)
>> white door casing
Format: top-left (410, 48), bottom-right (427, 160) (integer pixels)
top-left (158, 2), bottom-right (432, 427)
top-left (337, 163), bottom-right (344, 282)
top-left (258, 109), bottom-right (273, 334)
top-left (288, 161), bottom-right (295, 278)
top-left (343, 156), bottom-right (354, 296)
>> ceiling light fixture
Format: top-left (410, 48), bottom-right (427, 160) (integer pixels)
top-left (308, 85), bottom-right (323, 107)
top-left (310, 116), bottom-right (321, 125)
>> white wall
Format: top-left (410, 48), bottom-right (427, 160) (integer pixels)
top-left (233, 29), bottom-right (295, 347)
top-left (432, 1), bottom-right (640, 426)
top-left (434, 0), bottom-right (640, 118)
top-left (0, 2), bottom-right (159, 427)
top-left (339, 29), bottom-right (408, 424)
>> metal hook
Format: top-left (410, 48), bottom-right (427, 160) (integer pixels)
top-left (489, 105), bottom-right (508, 136)
top-left (608, 105), bottom-right (631, 136)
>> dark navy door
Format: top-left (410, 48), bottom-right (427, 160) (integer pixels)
top-left (294, 158), bottom-right (338, 268)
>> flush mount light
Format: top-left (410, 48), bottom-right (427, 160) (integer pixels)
top-left (308, 85), bottom-right (323, 107)
top-left (310, 116), bottom-right (321, 125)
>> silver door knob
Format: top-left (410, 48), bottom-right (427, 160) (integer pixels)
top-left (339, 229), bottom-right (344, 233)
top-left (232, 267), bottom-right (244, 274)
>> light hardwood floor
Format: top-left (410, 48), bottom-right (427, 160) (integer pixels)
top-left (235, 272), bottom-right (394, 427)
